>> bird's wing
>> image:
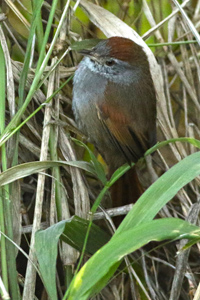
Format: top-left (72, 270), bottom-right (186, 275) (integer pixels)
top-left (96, 102), bottom-right (147, 163)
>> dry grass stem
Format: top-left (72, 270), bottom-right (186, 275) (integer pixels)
top-left (1, 0), bottom-right (200, 299)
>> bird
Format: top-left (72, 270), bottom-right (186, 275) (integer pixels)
top-left (72, 36), bottom-right (157, 207)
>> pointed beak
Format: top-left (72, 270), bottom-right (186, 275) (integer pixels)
top-left (78, 49), bottom-right (100, 62)
top-left (78, 49), bottom-right (92, 56)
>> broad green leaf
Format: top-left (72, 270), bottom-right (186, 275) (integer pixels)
top-left (61, 216), bottom-right (111, 254)
top-left (35, 221), bottom-right (66, 300)
top-left (65, 151), bottom-right (200, 299)
top-left (116, 151), bottom-right (200, 236)
top-left (35, 216), bottom-right (111, 300)
top-left (66, 218), bottom-right (200, 300)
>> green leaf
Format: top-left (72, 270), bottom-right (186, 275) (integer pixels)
top-left (66, 218), bottom-right (200, 300)
top-left (0, 42), bottom-right (6, 130)
top-left (109, 137), bottom-right (200, 188)
top-left (35, 216), bottom-right (111, 300)
top-left (35, 221), bottom-right (66, 300)
top-left (145, 137), bottom-right (200, 156)
top-left (61, 216), bottom-right (111, 254)
top-left (18, 0), bottom-right (44, 105)
top-left (0, 160), bottom-right (95, 187)
top-left (180, 237), bottom-right (200, 251)
top-left (65, 151), bottom-right (200, 299)
top-left (116, 151), bottom-right (200, 235)
top-left (108, 162), bottom-right (134, 186)
top-left (0, 0), bottom-right (65, 147)
top-left (70, 39), bottom-right (102, 51)
top-left (72, 138), bottom-right (107, 185)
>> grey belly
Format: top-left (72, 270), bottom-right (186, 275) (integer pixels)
top-left (72, 65), bottom-right (127, 168)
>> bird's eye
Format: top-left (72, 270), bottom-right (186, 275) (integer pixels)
top-left (105, 60), bottom-right (115, 66)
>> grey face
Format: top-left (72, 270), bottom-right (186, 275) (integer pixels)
top-left (80, 56), bottom-right (141, 85)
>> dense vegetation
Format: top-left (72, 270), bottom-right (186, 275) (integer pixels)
top-left (0, 1), bottom-right (200, 299)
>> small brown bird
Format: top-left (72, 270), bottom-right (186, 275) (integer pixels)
top-left (72, 36), bottom-right (157, 207)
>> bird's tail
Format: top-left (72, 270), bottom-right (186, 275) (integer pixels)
top-left (110, 166), bottom-right (144, 225)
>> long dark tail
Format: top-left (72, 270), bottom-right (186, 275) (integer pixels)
top-left (110, 167), bottom-right (143, 225)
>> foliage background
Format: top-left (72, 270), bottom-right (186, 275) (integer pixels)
top-left (0, 0), bottom-right (200, 299)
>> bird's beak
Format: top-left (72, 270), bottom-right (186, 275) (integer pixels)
top-left (78, 49), bottom-right (100, 62)
top-left (78, 49), bottom-right (92, 56)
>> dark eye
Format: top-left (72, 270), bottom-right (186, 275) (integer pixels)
top-left (105, 60), bottom-right (115, 66)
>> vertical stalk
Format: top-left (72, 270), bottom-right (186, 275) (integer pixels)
top-left (0, 38), bottom-right (20, 299)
